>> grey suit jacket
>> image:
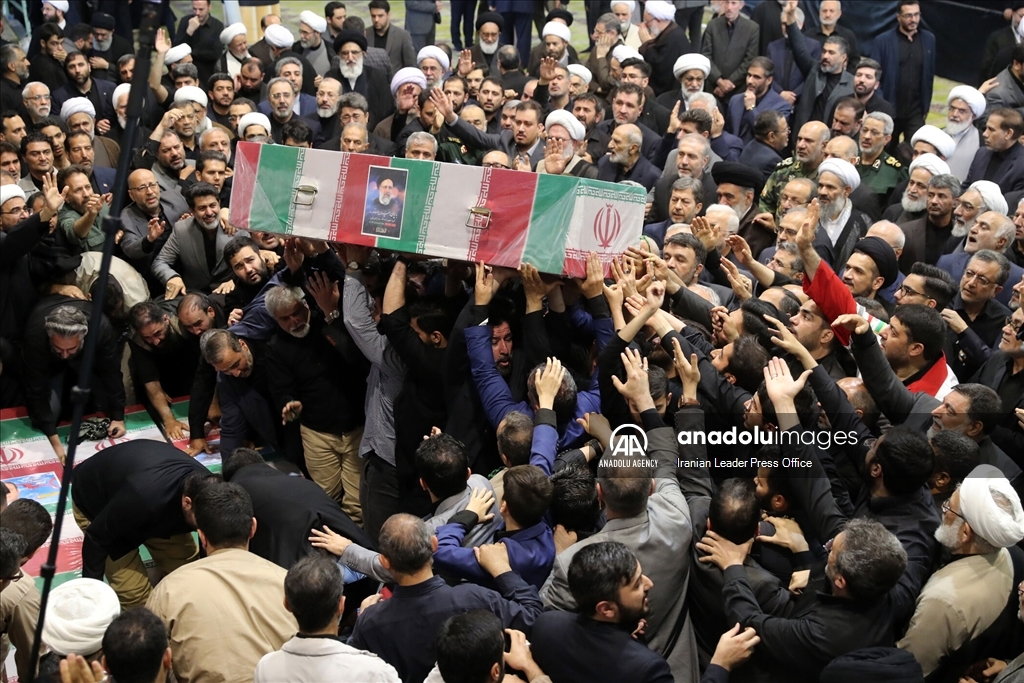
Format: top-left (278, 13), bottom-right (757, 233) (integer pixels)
top-left (700, 15), bottom-right (760, 90)
top-left (152, 218), bottom-right (235, 292)
top-left (367, 25), bottom-right (416, 74)
top-left (445, 116), bottom-right (546, 170)
top-left (119, 190), bottom-right (189, 263)
top-left (994, 652), bottom-right (1024, 683)
top-left (793, 68), bottom-right (855, 135)
top-left (540, 421), bottom-right (698, 683)
top-left (984, 66), bottom-right (1024, 120)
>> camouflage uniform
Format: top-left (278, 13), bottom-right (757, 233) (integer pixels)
top-left (759, 157), bottom-right (819, 217)
top-left (857, 152), bottom-right (908, 200)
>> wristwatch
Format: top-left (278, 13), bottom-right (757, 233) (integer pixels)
top-left (324, 309), bottom-right (341, 324)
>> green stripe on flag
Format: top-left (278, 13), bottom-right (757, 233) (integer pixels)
top-left (521, 174), bottom-right (578, 273)
top-left (385, 158), bottom-right (438, 253)
top-left (251, 145), bottom-right (303, 234)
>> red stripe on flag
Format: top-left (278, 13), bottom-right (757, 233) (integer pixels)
top-left (229, 141), bottom-right (262, 229)
top-left (333, 152), bottom-right (394, 246)
top-left (467, 168), bottom-right (536, 265)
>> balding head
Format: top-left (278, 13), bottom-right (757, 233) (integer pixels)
top-left (838, 376), bottom-right (878, 425)
top-left (127, 168), bottom-right (161, 213)
top-left (825, 135), bottom-right (859, 163)
top-left (865, 220), bottom-right (906, 257)
top-left (482, 150), bottom-right (510, 168)
top-left (796, 121), bottom-right (830, 168)
top-left (378, 513), bottom-right (436, 576)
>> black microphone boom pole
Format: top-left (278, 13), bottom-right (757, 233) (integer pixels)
top-left (26, 1), bottom-right (169, 679)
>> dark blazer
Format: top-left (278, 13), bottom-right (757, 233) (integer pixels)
top-left (270, 51), bottom-right (318, 96)
top-left (597, 153), bottom-right (661, 191)
top-left (595, 119), bottom-right (662, 163)
top-left (738, 138), bottom-right (783, 178)
top-left (873, 28), bottom-right (935, 117)
top-left (445, 116), bottom-right (546, 170)
top-left (983, 66), bottom-right (1024, 120)
top-left (936, 250), bottom-right (1024, 308)
top-left (965, 142), bottom-right (1024, 195)
top-left (366, 24), bottom-right (416, 74)
top-left (502, 69), bottom-right (529, 98)
top-left (53, 78), bottom-right (118, 123)
top-left (28, 53), bottom-right (67, 90)
top-left (92, 167), bottom-right (116, 195)
top-left (982, 26), bottom-right (1017, 82)
top-left (324, 64), bottom-right (395, 129)
top-left (639, 22), bottom-right (693, 96)
top-left (700, 15), bottom-right (759, 94)
top-left (229, 462), bottom-right (373, 569)
top-left (469, 43), bottom-right (500, 74)
top-left (151, 217), bottom-right (234, 292)
top-left (726, 88), bottom-right (792, 142)
top-left (258, 92), bottom-right (318, 119)
top-left (71, 441), bottom-right (210, 581)
top-left (531, 611), bottom-right (675, 683)
top-left (793, 68), bottom-right (854, 135)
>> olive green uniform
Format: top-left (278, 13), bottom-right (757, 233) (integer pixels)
top-left (759, 157), bottom-right (819, 217)
top-left (858, 152), bottom-right (907, 202)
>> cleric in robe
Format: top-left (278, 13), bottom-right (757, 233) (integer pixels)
top-left (362, 172), bottom-right (405, 240)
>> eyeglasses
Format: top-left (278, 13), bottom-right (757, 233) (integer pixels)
top-left (482, 162), bottom-right (510, 169)
top-left (24, 94), bottom-right (50, 102)
top-left (941, 498), bottom-right (966, 521)
top-left (963, 269), bottom-right (993, 287)
top-left (1, 205), bottom-right (30, 216)
top-left (130, 182), bottom-right (159, 192)
top-left (897, 284), bottom-right (926, 299)
top-left (1006, 316), bottom-right (1024, 333)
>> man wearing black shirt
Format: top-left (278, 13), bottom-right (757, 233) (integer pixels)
top-left (803, 0), bottom-right (860, 74)
top-left (173, 0), bottom-right (225, 84)
top-left (873, 2), bottom-right (935, 149)
top-left (793, 35), bottom-right (853, 135)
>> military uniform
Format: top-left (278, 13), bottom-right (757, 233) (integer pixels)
top-left (759, 157), bottom-right (819, 217)
top-left (858, 153), bottom-right (907, 202)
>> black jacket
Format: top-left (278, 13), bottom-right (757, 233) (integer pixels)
top-left (639, 22), bottom-right (693, 96)
top-left (228, 462), bottom-right (374, 569)
top-left (71, 441), bottom-right (209, 580)
top-left (173, 14), bottom-right (226, 84)
top-left (325, 64), bottom-right (395, 130)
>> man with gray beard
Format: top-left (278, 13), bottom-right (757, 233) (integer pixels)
top-left (326, 31), bottom-right (394, 129)
top-left (814, 157), bottom-right (872, 270)
top-left (792, 35), bottom-right (854, 135)
top-left (950, 181), bottom-right (1008, 246)
top-left (315, 77), bottom-right (342, 140)
top-left (897, 465), bottom-right (1024, 680)
top-left (21, 82), bottom-right (52, 127)
top-left (944, 86), bottom-right (984, 182)
top-left (153, 183), bottom-right (237, 298)
top-left (884, 153), bottom-right (950, 225)
top-left (896, 172), bottom-right (960, 272)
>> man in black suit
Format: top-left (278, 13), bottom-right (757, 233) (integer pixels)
top-left (792, 35), bottom-right (854, 136)
top-left (598, 123), bottom-right (660, 191)
top-left (51, 52), bottom-right (117, 125)
top-left (71, 440), bottom-right (220, 608)
top-left (739, 110), bottom-right (789, 179)
top-left (803, 0), bottom-right (859, 74)
top-left (325, 31), bottom-right (394, 130)
top-left (223, 448), bottom-right (373, 570)
top-left (470, 11), bottom-right (504, 75)
top-left (966, 107), bottom-right (1024, 195)
top-left (637, 1), bottom-right (692, 97)
top-left (172, 0), bottom-right (225, 85)
top-left (981, 3), bottom-right (1024, 81)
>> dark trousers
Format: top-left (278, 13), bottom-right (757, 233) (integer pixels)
top-left (450, 0), bottom-right (476, 51)
top-left (360, 452), bottom-right (402, 544)
top-left (890, 112), bottom-right (926, 152)
top-left (410, 26), bottom-right (438, 53)
top-left (675, 5), bottom-right (707, 52)
top-left (502, 12), bottom-right (533, 67)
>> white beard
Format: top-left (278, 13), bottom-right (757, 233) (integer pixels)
top-left (901, 192), bottom-right (927, 214)
top-left (378, 194), bottom-right (392, 205)
top-left (289, 322), bottom-right (311, 338)
top-left (36, 105), bottom-right (51, 118)
top-left (945, 118), bottom-right (972, 137)
top-left (820, 197), bottom-right (845, 221)
top-left (197, 216), bottom-right (220, 230)
top-left (952, 216), bottom-right (974, 237)
top-left (318, 102), bottom-right (339, 118)
top-left (117, 114), bottom-right (127, 129)
top-left (731, 199), bottom-right (751, 220)
top-left (934, 517), bottom-right (964, 553)
top-left (340, 59), bottom-right (364, 81)
top-left (480, 39), bottom-right (499, 55)
top-left (93, 36), bottom-right (113, 52)
top-left (610, 150), bottom-right (630, 165)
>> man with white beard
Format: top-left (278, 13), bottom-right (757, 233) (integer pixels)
top-left (944, 86), bottom-right (985, 182)
top-left (469, 12), bottom-right (503, 75)
top-left (21, 82), bottom-right (53, 126)
top-left (536, 110), bottom-right (598, 178)
top-left (884, 153), bottom-right (950, 224)
top-left (326, 31), bottom-right (393, 130)
top-left (296, 11), bottom-right (332, 77)
top-left (216, 23), bottom-right (250, 79)
top-left (106, 83), bottom-right (152, 152)
top-left (59, 97), bottom-right (121, 170)
top-left (898, 465), bottom-right (1024, 679)
top-left (416, 46), bottom-right (449, 91)
top-left (813, 158), bottom-right (872, 270)
top-left (315, 77), bottom-right (343, 141)
top-left (950, 181), bottom-right (1008, 244)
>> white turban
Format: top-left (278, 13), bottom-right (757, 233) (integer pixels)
top-left (417, 45), bottom-right (450, 71)
top-left (644, 0), bottom-right (676, 21)
top-left (611, 0), bottom-right (636, 14)
top-left (237, 112), bottom-right (272, 138)
top-left (959, 465), bottom-right (1024, 548)
top-left (948, 85), bottom-right (985, 120)
top-left (111, 83), bottom-right (131, 108)
top-left (263, 23), bottom-right (295, 49)
top-left (390, 66), bottom-right (428, 97)
top-left (673, 53), bottom-right (711, 79)
top-left (969, 180), bottom-right (1009, 216)
top-left (911, 124), bottom-right (955, 159)
top-left (42, 579), bottom-right (120, 656)
top-left (909, 153), bottom-right (950, 179)
top-left (220, 22), bottom-right (247, 45)
top-left (0, 184), bottom-right (26, 208)
top-left (60, 97), bottom-right (95, 121)
top-left (567, 64), bottom-right (592, 86)
top-left (542, 21), bottom-right (571, 43)
top-left (611, 45), bottom-right (642, 64)
top-left (546, 109), bottom-right (586, 142)
top-left (43, 0), bottom-right (69, 11)
top-left (163, 43), bottom-right (192, 65)
top-left (174, 85), bottom-right (208, 108)
top-left (817, 158), bottom-right (860, 191)
top-left (299, 10), bottom-right (328, 34)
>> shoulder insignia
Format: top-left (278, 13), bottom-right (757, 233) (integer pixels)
top-left (885, 156), bottom-right (902, 168)
top-left (779, 157), bottom-right (795, 167)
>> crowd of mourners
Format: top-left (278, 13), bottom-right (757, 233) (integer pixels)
top-left (4, 0), bottom-right (1024, 682)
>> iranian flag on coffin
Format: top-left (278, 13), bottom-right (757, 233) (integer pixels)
top-left (229, 142), bottom-right (644, 276)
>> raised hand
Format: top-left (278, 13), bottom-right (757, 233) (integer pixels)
top-left (538, 56), bottom-right (558, 83)
top-left (544, 136), bottom-right (569, 175)
top-left (475, 262), bottom-right (497, 305)
top-left (429, 86), bottom-right (456, 123)
top-left (307, 270), bottom-right (340, 316)
top-left (612, 347), bottom-right (652, 407)
top-left (535, 357), bottom-right (566, 410)
top-left (761, 356), bottom-right (811, 406)
top-left (671, 340), bottom-right (701, 398)
top-left (832, 313), bottom-right (869, 335)
top-left (725, 234), bottom-right (753, 266)
top-left (147, 217), bottom-right (166, 243)
top-left (795, 199), bottom-right (819, 251)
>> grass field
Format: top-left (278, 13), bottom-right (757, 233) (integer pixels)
top-left (171, 1), bottom-right (955, 123)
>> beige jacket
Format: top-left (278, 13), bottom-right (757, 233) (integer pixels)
top-left (1, 577), bottom-right (43, 682)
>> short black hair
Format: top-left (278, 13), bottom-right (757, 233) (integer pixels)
top-left (281, 118), bottom-right (313, 145)
top-left (410, 296), bottom-right (456, 340)
top-left (892, 303), bottom-right (945, 364)
top-left (101, 608), bottom-right (168, 683)
top-left (20, 131), bottom-right (51, 157)
top-left (436, 611), bottom-right (504, 683)
top-left (1, 499), bottom-right (52, 558)
top-left (285, 554), bottom-right (344, 632)
top-left (368, 0), bottom-right (391, 11)
top-left (753, 109), bottom-right (784, 141)
top-left (739, 298), bottom-right (780, 352)
top-left (207, 72), bottom-right (233, 90)
top-left (908, 263), bottom-right (956, 310)
top-left (415, 433), bottom-right (469, 500)
top-left (0, 528), bottom-right (26, 578)
top-left (223, 234), bottom-right (261, 265)
top-left (496, 411), bottom-right (533, 466)
top-left (597, 454), bottom-right (653, 518)
top-left (610, 82), bottom-right (643, 103)
top-left (930, 430), bottom-right (979, 489)
top-left (678, 108), bottom-right (712, 135)
top-left (619, 57), bottom-right (651, 78)
top-left (709, 478), bottom-right (759, 544)
top-left (872, 425), bottom-right (933, 495)
top-left (181, 471), bottom-right (221, 502)
top-left (128, 300), bottom-right (165, 332)
top-left (194, 482), bottom-right (253, 547)
top-left (568, 541), bottom-right (638, 616)
top-left (951, 383), bottom-right (1003, 436)
top-left (39, 22), bottom-right (64, 43)
top-left (183, 181), bottom-right (220, 209)
top-left (222, 447), bottom-right (265, 482)
top-left (550, 463), bottom-right (599, 533)
top-left (56, 163), bottom-right (89, 191)
top-left (727, 335), bottom-right (771, 393)
top-left (196, 150), bottom-right (228, 174)
top-left (503, 465), bottom-right (554, 528)
top-left (665, 232), bottom-right (707, 265)
top-left (326, 1), bottom-right (346, 16)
